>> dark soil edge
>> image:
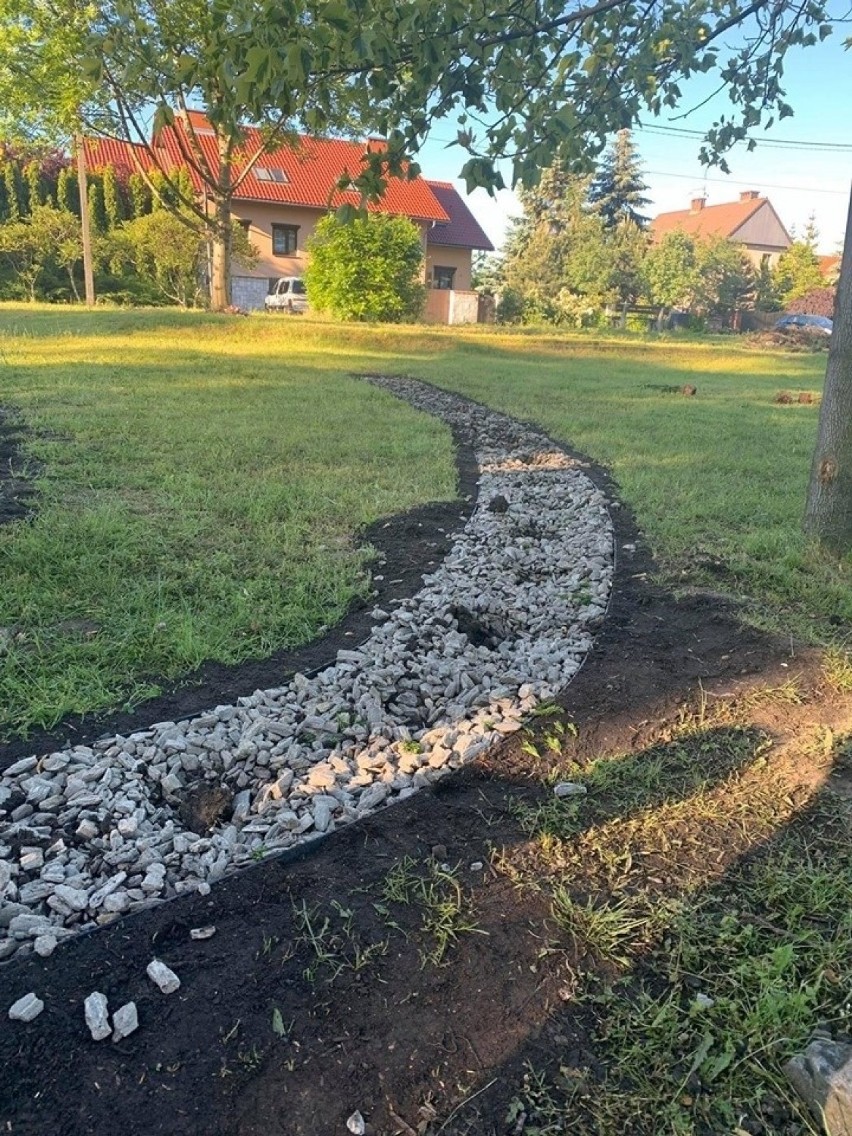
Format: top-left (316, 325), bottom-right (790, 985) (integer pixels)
top-left (0, 425), bottom-right (479, 770)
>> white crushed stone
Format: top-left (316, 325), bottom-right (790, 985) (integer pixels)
top-left (146, 958), bottom-right (180, 994)
top-left (84, 991), bottom-right (110, 1040)
top-left (111, 1000), bottom-right (139, 1041)
top-left (0, 378), bottom-right (614, 961)
top-left (8, 992), bottom-right (44, 1022)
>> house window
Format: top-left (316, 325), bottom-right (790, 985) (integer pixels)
top-left (272, 224), bottom-right (299, 256)
top-left (255, 166), bottom-right (289, 184)
top-left (432, 266), bottom-right (456, 290)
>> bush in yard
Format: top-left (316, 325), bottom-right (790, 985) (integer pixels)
top-left (121, 209), bottom-right (257, 307)
top-left (0, 203), bottom-right (82, 300)
top-left (306, 213), bottom-right (425, 322)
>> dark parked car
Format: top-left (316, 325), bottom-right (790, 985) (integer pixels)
top-left (774, 313), bottom-right (833, 336)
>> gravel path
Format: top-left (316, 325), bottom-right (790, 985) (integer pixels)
top-left (0, 377), bottom-right (613, 962)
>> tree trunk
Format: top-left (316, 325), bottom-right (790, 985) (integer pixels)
top-left (67, 264), bottom-right (80, 302)
top-left (209, 137), bottom-right (232, 310)
top-left (803, 185), bottom-right (852, 555)
top-left (74, 132), bottom-right (95, 307)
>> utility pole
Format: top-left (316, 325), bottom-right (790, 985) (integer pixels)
top-left (74, 130), bottom-right (95, 306)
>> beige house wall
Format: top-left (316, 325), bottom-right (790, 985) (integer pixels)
top-left (232, 202), bottom-right (323, 280)
top-left (424, 244), bottom-right (473, 290)
top-left (232, 200), bottom-right (442, 282)
top-left (229, 200), bottom-right (479, 319)
top-left (741, 244), bottom-right (786, 270)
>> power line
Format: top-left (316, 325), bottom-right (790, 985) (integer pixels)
top-left (645, 167), bottom-right (849, 196)
top-left (642, 123), bottom-right (852, 152)
top-left (431, 123), bottom-right (852, 154)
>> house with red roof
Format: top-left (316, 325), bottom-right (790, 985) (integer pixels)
top-left (84, 113), bottom-right (494, 317)
top-left (650, 191), bottom-right (791, 268)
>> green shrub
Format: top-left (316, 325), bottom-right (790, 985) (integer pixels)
top-left (306, 212), bottom-right (425, 322)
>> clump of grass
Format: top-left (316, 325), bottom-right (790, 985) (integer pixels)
top-left (290, 898), bottom-right (388, 983)
top-left (824, 645), bottom-right (852, 692)
top-left (380, 856), bottom-right (485, 966)
top-left (551, 889), bottom-right (654, 968)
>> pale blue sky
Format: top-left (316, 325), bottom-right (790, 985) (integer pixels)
top-left (417, 24), bottom-right (852, 254)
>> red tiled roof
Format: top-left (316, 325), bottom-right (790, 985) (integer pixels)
top-left (819, 254), bottom-right (841, 278)
top-left (83, 137), bottom-right (155, 177)
top-left (425, 181), bottom-right (494, 251)
top-left (150, 113), bottom-right (449, 222)
top-left (651, 197), bottom-right (766, 241)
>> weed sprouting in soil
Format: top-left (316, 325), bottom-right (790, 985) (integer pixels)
top-left (550, 890), bottom-right (654, 968)
top-left (379, 856), bottom-right (486, 966)
top-left (290, 897), bottom-right (389, 983)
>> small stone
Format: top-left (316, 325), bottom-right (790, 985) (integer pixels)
top-left (553, 781), bottom-right (587, 798)
top-left (346, 1111), bottom-right (366, 1135)
top-left (19, 848), bottom-right (44, 872)
top-left (470, 861), bottom-right (484, 872)
top-left (189, 925), bottom-right (216, 941)
top-left (4, 757), bottom-right (37, 777)
top-left (111, 1001), bottom-right (139, 1041)
top-left (431, 844), bottom-right (448, 861)
top-left (76, 819), bottom-right (99, 841)
top-left (84, 991), bottom-right (111, 1040)
top-left (8, 992), bottom-right (44, 1022)
top-left (103, 891), bottom-right (130, 913)
top-left (693, 992), bottom-right (715, 1010)
top-left (231, 789), bottom-right (252, 824)
top-left (146, 958), bottom-right (180, 994)
top-left (487, 494), bottom-right (509, 514)
top-left (313, 800), bottom-right (332, 833)
top-left (52, 883), bottom-right (89, 911)
top-left (33, 934), bottom-right (58, 958)
top-left (160, 773), bottom-right (183, 798)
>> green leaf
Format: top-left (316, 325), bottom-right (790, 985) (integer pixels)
top-left (271, 1008), bottom-right (286, 1037)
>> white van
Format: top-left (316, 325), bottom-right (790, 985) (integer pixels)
top-left (264, 277), bottom-right (309, 313)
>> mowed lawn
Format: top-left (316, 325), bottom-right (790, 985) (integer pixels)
top-left (0, 307), bottom-right (457, 740)
top-left (0, 306), bottom-right (847, 740)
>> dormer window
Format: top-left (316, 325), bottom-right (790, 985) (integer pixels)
top-left (255, 166), bottom-right (288, 184)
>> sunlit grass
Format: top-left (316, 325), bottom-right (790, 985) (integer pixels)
top-left (0, 305), bottom-right (457, 739)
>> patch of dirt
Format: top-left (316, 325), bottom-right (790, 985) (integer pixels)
top-left (0, 429), bottom-right (479, 768)
top-left (1, 385), bottom-right (848, 1136)
top-left (745, 328), bottom-right (830, 353)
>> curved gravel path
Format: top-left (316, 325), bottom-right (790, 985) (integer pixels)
top-left (0, 377), bottom-right (613, 962)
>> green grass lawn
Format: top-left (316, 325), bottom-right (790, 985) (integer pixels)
top-left (0, 305), bottom-right (847, 741)
top-left (0, 306), bottom-right (457, 740)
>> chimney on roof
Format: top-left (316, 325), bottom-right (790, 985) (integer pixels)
top-left (740, 190), bottom-right (760, 202)
top-left (690, 196), bottom-right (706, 213)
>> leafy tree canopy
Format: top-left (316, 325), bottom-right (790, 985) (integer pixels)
top-left (775, 241), bottom-right (825, 304)
top-left (0, 0), bottom-right (837, 307)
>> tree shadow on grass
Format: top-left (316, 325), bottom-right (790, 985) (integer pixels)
top-left (431, 734), bottom-right (852, 1136)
